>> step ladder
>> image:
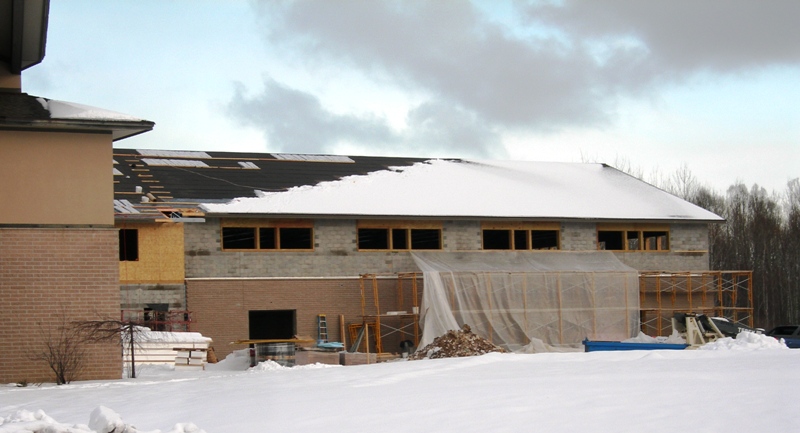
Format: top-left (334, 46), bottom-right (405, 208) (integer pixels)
top-left (317, 314), bottom-right (328, 343)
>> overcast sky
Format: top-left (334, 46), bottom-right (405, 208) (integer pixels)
top-left (23, 1), bottom-right (799, 193)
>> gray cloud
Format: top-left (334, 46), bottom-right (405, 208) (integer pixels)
top-left (231, 1), bottom-right (799, 156)
top-left (228, 77), bottom-right (500, 157)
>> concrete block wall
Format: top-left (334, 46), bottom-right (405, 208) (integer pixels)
top-left (184, 218), bottom-right (713, 278)
top-left (120, 284), bottom-right (186, 310)
top-left (0, 228), bottom-right (122, 384)
top-left (561, 222), bottom-right (597, 251)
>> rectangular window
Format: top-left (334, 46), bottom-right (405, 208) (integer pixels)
top-left (481, 223), bottom-right (560, 251)
top-left (597, 225), bottom-right (670, 251)
top-left (222, 227), bottom-right (256, 249)
top-left (221, 221), bottom-right (313, 251)
top-left (358, 228), bottom-right (389, 250)
top-left (119, 229), bottom-right (139, 261)
top-left (357, 222), bottom-right (442, 251)
top-left (483, 229), bottom-right (511, 250)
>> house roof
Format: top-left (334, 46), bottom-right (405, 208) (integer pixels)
top-left (199, 158), bottom-right (723, 222)
top-left (0, 92), bottom-right (154, 140)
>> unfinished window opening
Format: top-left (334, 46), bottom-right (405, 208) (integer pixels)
top-left (513, 230), bottom-right (529, 250)
top-left (357, 222), bottom-right (442, 251)
top-left (258, 227), bottom-right (276, 249)
top-left (481, 224), bottom-right (561, 251)
top-left (358, 228), bottom-right (389, 250)
top-left (597, 226), bottom-right (670, 251)
top-left (222, 227), bottom-right (256, 250)
top-left (221, 221), bottom-right (314, 251)
top-left (627, 231), bottom-right (641, 251)
top-left (392, 229), bottom-right (409, 249)
top-left (119, 229), bottom-right (139, 261)
top-left (597, 231), bottom-right (624, 250)
top-left (411, 229), bottom-right (441, 250)
top-left (644, 231), bottom-right (669, 250)
top-left (248, 310), bottom-right (296, 340)
top-left (531, 230), bottom-right (559, 250)
top-left (279, 227), bottom-right (313, 250)
top-left (483, 229), bottom-right (511, 250)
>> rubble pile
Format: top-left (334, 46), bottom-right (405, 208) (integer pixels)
top-left (409, 324), bottom-right (508, 360)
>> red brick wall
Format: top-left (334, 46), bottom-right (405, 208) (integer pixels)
top-left (0, 228), bottom-right (122, 383)
top-left (187, 277), bottom-right (422, 360)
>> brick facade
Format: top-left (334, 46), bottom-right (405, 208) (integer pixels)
top-left (0, 228), bottom-right (122, 384)
top-left (187, 277), bottom-right (417, 359)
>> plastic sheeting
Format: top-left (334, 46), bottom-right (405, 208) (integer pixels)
top-left (412, 251), bottom-right (640, 352)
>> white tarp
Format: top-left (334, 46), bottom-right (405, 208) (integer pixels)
top-left (412, 251), bottom-right (640, 352)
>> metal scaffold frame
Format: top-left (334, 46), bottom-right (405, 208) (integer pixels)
top-left (638, 271), bottom-right (753, 337)
top-left (357, 273), bottom-right (421, 354)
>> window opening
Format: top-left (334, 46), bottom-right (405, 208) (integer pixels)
top-left (358, 228), bottom-right (389, 250)
top-left (392, 228), bottom-right (409, 249)
top-left (119, 229), bottom-right (139, 261)
top-left (531, 230), bottom-right (559, 250)
top-left (279, 227), bottom-right (313, 250)
top-left (483, 229), bottom-right (511, 250)
top-left (222, 227), bottom-right (256, 249)
top-left (513, 230), bottom-right (529, 250)
top-left (598, 228), bottom-right (670, 251)
top-left (481, 226), bottom-right (560, 250)
top-left (410, 229), bottom-right (441, 250)
top-left (249, 310), bottom-right (296, 340)
top-left (221, 223), bottom-right (313, 251)
top-left (258, 227), bottom-right (276, 249)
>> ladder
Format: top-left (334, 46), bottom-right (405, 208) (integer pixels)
top-left (317, 314), bottom-right (328, 343)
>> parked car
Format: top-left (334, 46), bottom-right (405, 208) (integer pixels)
top-left (766, 325), bottom-right (800, 348)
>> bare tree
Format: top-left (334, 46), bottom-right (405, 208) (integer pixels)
top-left (30, 315), bottom-right (86, 385)
top-left (75, 318), bottom-right (146, 379)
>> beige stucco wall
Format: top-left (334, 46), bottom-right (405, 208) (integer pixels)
top-left (0, 130), bottom-right (113, 225)
top-left (0, 66), bottom-right (22, 90)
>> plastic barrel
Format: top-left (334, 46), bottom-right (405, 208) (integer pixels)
top-left (255, 342), bottom-right (296, 367)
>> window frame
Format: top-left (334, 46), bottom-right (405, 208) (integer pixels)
top-left (357, 220), bottom-right (443, 251)
top-left (220, 219), bottom-right (314, 252)
top-left (481, 222), bottom-right (561, 251)
top-left (596, 224), bottom-right (670, 252)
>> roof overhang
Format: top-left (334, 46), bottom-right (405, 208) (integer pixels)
top-left (0, 0), bottom-right (49, 74)
top-left (0, 117), bottom-right (155, 140)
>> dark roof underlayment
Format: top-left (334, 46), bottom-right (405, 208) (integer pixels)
top-left (113, 148), bottom-right (429, 208)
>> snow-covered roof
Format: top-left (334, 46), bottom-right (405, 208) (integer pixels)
top-left (37, 98), bottom-right (146, 122)
top-left (200, 159), bottom-right (723, 222)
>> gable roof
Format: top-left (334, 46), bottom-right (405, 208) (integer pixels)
top-left (199, 159), bottom-right (723, 222)
top-left (0, 93), bottom-right (154, 140)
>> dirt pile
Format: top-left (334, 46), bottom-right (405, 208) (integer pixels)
top-left (409, 324), bottom-right (508, 360)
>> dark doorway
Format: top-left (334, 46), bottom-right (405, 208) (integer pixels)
top-left (249, 310), bottom-right (296, 340)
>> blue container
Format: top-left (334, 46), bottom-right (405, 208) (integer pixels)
top-left (582, 339), bottom-right (688, 352)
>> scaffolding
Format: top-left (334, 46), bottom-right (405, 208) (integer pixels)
top-left (120, 309), bottom-right (193, 332)
top-left (357, 273), bottom-right (421, 354)
top-left (639, 271), bottom-right (753, 337)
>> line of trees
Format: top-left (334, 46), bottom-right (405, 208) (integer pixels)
top-left (654, 166), bottom-right (800, 329)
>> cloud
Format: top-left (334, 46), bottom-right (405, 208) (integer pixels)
top-left (229, 0), bottom-right (799, 156)
top-left (228, 77), bottom-right (501, 157)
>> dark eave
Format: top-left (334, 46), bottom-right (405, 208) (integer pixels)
top-left (0, 0), bottom-right (49, 74)
top-left (0, 92), bottom-right (155, 140)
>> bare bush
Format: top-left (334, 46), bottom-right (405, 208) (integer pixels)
top-left (30, 315), bottom-right (86, 385)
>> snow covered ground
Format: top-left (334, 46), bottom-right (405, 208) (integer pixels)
top-left (1, 333), bottom-right (798, 433)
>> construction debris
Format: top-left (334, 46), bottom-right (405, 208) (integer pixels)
top-left (409, 324), bottom-right (508, 360)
